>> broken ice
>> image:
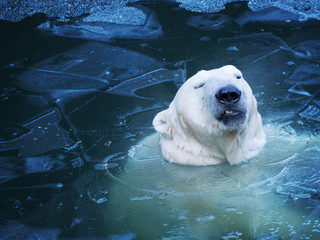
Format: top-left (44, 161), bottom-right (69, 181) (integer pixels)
top-left (38, 6), bottom-right (163, 42)
top-left (1, 1), bottom-right (320, 240)
top-left (14, 42), bottom-right (164, 96)
top-left (300, 105), bottom-right (320, 122)
top-left (0, 109), bottom-right (73, 156)
top-left (187, 14), bottom-right (237, 31)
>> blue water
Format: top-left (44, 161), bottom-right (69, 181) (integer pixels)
top-left (0, 1), bottom-right (319, 239)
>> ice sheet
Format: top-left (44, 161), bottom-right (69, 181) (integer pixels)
top-left (0, 0), bottom-right (139, 22)
top-left (0, 222), bottom-right (61, 240)
top-left (236, 7), bottom-right (317, 26)
top-left (64, 92), bottom-right (173, 162)
top-left (0, 109), bottom-right (73, 156)
top-left (107, 68), bottom-right (185, 98)
top-left (1, 0), bottom-right (320, 24)
top-left (38, 8), bottom-right (163, 42)
top-left (186, 13), bottom-right (237, 31)
top-left (14, 42), bottom-right (164, 103)
top-left (300, 105), bottom-right (320, 122)
top-left (293, 40), bottom-right (320, 61)
top-left (1, 2), bottom-right (320, 239)
top-left (285, 63), bottom-right (320, 86)
top-left (177, 0), bottom-right (320, 20)
top-left (0, 94), bottom-right (51, 140)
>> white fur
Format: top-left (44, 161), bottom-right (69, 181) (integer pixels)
top-left (153, 65), bottom-right (266, 166)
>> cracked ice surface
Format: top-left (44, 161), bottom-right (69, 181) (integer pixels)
top-left (0, 0), bottom-right (139, 22)
top-left (177, 0), bottom-right (320, 20)
top-left (0, 1), bottom-right (320, 240)
top-left (0, 109), bottom-right (73, 156)
top-left (37, 6), bottom-right (163, 42)
top-left (14, 42), bottom-right (164, 100)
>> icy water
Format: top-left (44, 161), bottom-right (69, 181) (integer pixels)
top-left (0, 1), bottom-right (320, 240)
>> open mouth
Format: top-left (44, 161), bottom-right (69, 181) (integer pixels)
top-left (223, 110), bottom-right (241, 116)
top-left (218, 109), bottom-right (247, 128)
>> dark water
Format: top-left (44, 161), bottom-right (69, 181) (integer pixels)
top-left (0, 2), bottom-right (320, 239)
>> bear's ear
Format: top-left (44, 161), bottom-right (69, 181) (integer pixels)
top-left (153, 109), bottom-right (172, 139)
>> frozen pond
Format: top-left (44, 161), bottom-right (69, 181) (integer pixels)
top-left (0, 1), bottom-right (320, 239)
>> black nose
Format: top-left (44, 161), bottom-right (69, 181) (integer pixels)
top-left (215, 85), bottom-right (241, 104)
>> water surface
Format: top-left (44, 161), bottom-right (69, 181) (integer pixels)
top-left (0, 2), bottom-right (319, 239)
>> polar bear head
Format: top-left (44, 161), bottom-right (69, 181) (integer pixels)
top-left (153, 65), bottom-right (266, 166)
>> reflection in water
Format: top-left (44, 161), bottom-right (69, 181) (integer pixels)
top-left (0, 1), bottom-right (319, 240)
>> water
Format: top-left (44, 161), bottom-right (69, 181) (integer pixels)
top-left (0, 1), bottom-right (320, 239)
top-left (105, 123), bottom-right (320, 239)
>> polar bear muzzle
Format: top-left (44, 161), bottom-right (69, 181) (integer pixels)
top-left (214, 84), bottom-right (247, 130)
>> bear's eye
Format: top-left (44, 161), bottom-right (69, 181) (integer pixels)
top-left (160, 119), bottom-right (166, 124)
top-left (194, 82), bottom-right (205, 89)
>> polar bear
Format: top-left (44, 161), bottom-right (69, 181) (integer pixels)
top-left (153, 65), bottom-right (266, 166)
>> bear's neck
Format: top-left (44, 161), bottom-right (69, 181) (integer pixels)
top-left (197, 130), bottom-right (244, 165)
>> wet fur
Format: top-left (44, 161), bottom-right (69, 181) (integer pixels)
top-left (153, 65), bottom-right (266, 166)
